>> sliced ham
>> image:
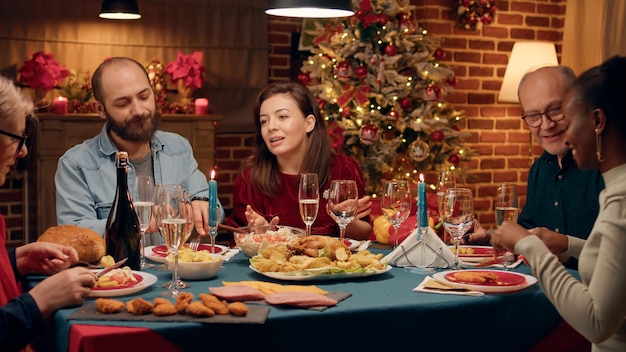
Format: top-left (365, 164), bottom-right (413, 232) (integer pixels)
top-left (209, 285), bottom-right (265, 301)
top-left (264, 292), bottom-right (338, 308)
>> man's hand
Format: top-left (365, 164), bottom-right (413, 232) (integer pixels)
top-left (15, 242), bottom-right (79, 276)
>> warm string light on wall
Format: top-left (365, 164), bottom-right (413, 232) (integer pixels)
top-left (99, 0), bottom-right (141, 20)
top-left (266, 0), bottom-right (354, 18)
top-left (498, 41), bottom-right (558, 166)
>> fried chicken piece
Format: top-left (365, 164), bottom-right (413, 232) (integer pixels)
top-left (153, 297), bottom-right (172, 306)
top-left (95, 298), bottom-right (124, 314)
top-left (186, 301), bottom-right (215, 317)
top-left (153, 303), bottom-right (178, 316)
top-left (452, 271), bottom-right (499, 284)
top-left (288, 235), bottom-right (349, 260)
top-left (175, 292), bottom-right (194, 314)
top-left (199, 293), bottom-right (228, 315)
top-left (126, 297), bottom-right (154, 315)
top-left (228, 302), bottom-right (249, 317)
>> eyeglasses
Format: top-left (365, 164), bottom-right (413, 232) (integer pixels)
top-left (0, 129), bottom-right (28, 154)
top-left (521, 106), bottom-right (564, 128)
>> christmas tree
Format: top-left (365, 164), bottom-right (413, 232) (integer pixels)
top-left (299, 0), bottom-right (473, 194)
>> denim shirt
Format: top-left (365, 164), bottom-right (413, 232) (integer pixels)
top-left (55, 125), bottom-right (219, 235)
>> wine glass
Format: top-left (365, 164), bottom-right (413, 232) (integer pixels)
top-left (495, 183), bottom-right (518, 269)
top-left (381, 180), bottom-right (411, 249)
top-left (298, 173), bottom-right (319, 236)
top-left (437, 171), bottom-right (456, 243)
top-left (208, 203), bottom-right (224, 254)
top-left (153, 184), bottom-right (193, 297)
top-left (326, 180), bottom-right (358, 240)
top-left (440, 188), bottom-right (474, 270)
top-left (134, 176), bottom-right (154, 269)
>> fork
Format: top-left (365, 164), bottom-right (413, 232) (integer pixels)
top-left (189, 236), bottom-right (201, 251)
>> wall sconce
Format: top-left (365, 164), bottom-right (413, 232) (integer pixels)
top-left (498, 41), bottom-right (558, 165)
top-left (266, 0), bottom-right (354, 18)
top-left (99, 0), bottom-right (141, 20)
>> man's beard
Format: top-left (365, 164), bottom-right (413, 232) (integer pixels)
top-left (105, 109), bottom-right (160, 143)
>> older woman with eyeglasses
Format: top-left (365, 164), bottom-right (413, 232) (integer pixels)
top-left (0, 75), bottom-right (96, 351)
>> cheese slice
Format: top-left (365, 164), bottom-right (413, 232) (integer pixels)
top-left (222, 280), bottom-right (328, 295)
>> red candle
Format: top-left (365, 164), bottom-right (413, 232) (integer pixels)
top-left (52, 96), bottom-right (68, 114)
top-left (195, 98), bottom-right (209, 115)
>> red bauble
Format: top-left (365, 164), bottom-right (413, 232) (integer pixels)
top-left (341, 107), bottom-right (352, 117)
top-left (400, 20), bottom-right (416, 34)
top-left (446, 76), bottom-right (458, 87)
top-left (385, 44), bottom-right (398, 57)
top-left (397, 12), bottom-right (409, 21)
top-left (431, 130), bottom-right (444, 142)
top-left (452, 125), bottom-right (461, 131)
top-left (359, 124), bottom-right (381, 145)
top-left (387, 109), bottom-right (399, 121)
top-left (448, 154), bottom-right (460, 165)
top-left (434, 48), bottom-right (446, 60)
top-left (400, 97), bottom-right (412, 110)
top-left (335, 61), bottom-right (353, 81)
top-left (424, 84), bottom-right (442, 101)
top-left (298, 72), bottom-right (311, 85)
top-left (378, 14), bottom-right (389, 25)
top-left (316, 97), bottom-right (326, 109)
top-left (355, 66), bottom-right (369, 79)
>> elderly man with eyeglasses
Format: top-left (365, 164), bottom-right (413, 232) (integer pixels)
top-left (466, 66), bottom-right (604, 268)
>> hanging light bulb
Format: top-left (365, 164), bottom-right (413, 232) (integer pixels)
top-left (99, 0), bottom-right (141, 20)
top-left (266, 0), bottom-right (354, 18)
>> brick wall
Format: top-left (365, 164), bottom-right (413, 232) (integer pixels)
top-left (215, 0), bottom-right (567, 229)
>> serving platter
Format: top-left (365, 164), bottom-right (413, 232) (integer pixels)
top-left (89, 271), bottom-right (157, 298)
top-left (145, 244), bottom-right (228, 263)
top-left (432, 269), bottom-right (537, 293)
top-left (249, 264), bottom-right (392, 282)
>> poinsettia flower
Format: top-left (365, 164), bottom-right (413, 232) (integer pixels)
top-left (165, 51), bottom-right (205, 89)
top-left (18, 51), bottom-right (70, 91)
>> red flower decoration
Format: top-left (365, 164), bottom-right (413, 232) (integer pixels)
top-left (18, 51), bottom-right (70, 92)
top-left (165, 51), bottom-right (205, 90)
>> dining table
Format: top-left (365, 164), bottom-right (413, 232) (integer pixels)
top-left (42, 243), bottom-right (574, 352)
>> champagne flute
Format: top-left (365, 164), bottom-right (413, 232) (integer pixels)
top-left (208, 203), bottom-right (224, 254)
top-left (381, 180), bottom-right (411, 249)
top-left (495, 183), bottom-right (518, 269)
top-left (327, 180), bottom-right (358, 241)
top-left (437, 171), bottom-right (456, 244)
top-left (134, 176), bottom-right (154, 269)
top-left (440, 188), bottom-right (474, 270)
top-left (298, 173), bottom-right (319, 236)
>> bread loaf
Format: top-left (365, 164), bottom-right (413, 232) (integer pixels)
top-left (37, 225), bottom-right (105, 263)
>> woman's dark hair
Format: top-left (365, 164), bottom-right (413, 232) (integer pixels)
top-left (572, 55), bottom-right (626, 137)
top-left (243, 81), bottom-right (333, 196)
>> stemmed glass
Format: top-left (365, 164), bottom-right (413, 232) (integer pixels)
top-left (327, 180), bottom-right (358, 240)
top-left (152, 184), bottom-right (193, 297)
top-left (208, 204), bottom-right (224, 254)
top-left (495, 183), bottom-right (518, 269)
top-left (440, 188), bottom-right (474, 270)
top-left (134, 176), bottom-right (154, 269)
top-left (437, 171), bottom-right (456, 244)
top-left (381, 180), bottom-right (411, 249)
top-left (298, 173), bottom-right (319, 236)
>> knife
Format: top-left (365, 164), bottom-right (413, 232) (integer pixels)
top-left (95, 258), bottom-right (127, 279)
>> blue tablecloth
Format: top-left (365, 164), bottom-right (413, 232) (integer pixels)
top-left (52, 247), bottom-right (565, 352)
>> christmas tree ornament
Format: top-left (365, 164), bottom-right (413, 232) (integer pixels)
top-left (359, 124), bottom-right (381, 145)
top-left (448, 154), bottom-right (461, 166)
top-left (400, 19), bottom-right (416, 34)
top-left (446, 76), bottom-right (458, 87)
top-left (298, 72), bottom-right (311, 85)
top-left (434, 48), bottom-right (446, 60)
top-left (335, 61), bottom-right (353, 81)
top-left (355, 66), bottom-right (369, 79)
top-left (385, 44), bottom-right (398, 57)
top-left (316, 97), bottom-right (326, 109)
top-left (387, 109), bottom-right (399, 121)
top-left (341, 106), bottom-right (352, 117)
top-left (431, 130), bottom-right (444, 142)
top-left (409, 139), bottom-right (430, 162)
top-left (424, 84), bottom-right (442, 101)
top-left (400, 97), bottom-right (413, 110)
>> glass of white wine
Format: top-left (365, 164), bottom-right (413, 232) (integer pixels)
top-left (441, 188), bottom-right (474, 270)
top-left (298, 173), bottom-right (319, 236)
top-left (437, 171), bottom-right (456, 244)
top-left (134, 176), bottom-right (154, 269)
top-left (381, 180), bottom-right (411, 249)
top-left (327, 180), bottom-right (358, 240)
top-left (153, 184), bottom-right (193, 297)
top-left (495, 183), bottom-right (518, 269)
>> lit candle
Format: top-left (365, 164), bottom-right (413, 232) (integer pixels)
top-left (195, 98), bottom-right (209, 115)
top-left (209, 169), bottom-right (218, 227)
top-left (418, 173), bottom-right (428, 228)
top-left (53, 96), bottom-right (68, 114)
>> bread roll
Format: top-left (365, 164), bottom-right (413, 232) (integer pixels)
top-left (38, 224), bottom-right (105, 263)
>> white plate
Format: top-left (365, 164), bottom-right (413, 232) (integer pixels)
top-left (432, 269), bottom-right (537, 293)
top-left (145, 244), bottom-right (229, 263)
top-left (89, 270), bottom-right (157, 298)
top-left (249, 264), bottom-right (392, 281)
top-left (448, 245), bottom-right (494, 263)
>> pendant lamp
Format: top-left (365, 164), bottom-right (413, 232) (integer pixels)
top-left (266, 0), bottom-right (354, 18)
top-left (99, 0), bottom-right (141, 20)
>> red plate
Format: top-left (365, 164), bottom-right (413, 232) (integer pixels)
top-left (451, 246), bottom-right (493, 258)
top-left (151, 244), bottom-right (224, 256)
top-left (444, 270), bottom-right (526, 286)
top-left (92, 273), bottom-right (144, 291)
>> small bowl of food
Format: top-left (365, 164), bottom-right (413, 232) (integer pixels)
top-left (234, 225), bottom-right (306, 258)
top-left (166, 247), bottom-right (224, 280)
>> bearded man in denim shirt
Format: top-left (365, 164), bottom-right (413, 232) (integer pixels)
top-left (55, 57), bottom-right (223, 244)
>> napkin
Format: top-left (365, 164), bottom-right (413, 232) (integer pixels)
top-left (355, 240), bottom-right (371, 252)
top-left (223, 248), bottom-right (240, 262)
top-left (413, 276), bottom-right (484, 297)
top-left (383, 227), bottom-right (459, 269)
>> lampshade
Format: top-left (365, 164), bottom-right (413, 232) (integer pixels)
top-left (498, 41), bottom-right (559, 103)
top-left (99, 0), bottom-right (141, 20)
top-left (266, 0), bottom-right (354, 18)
